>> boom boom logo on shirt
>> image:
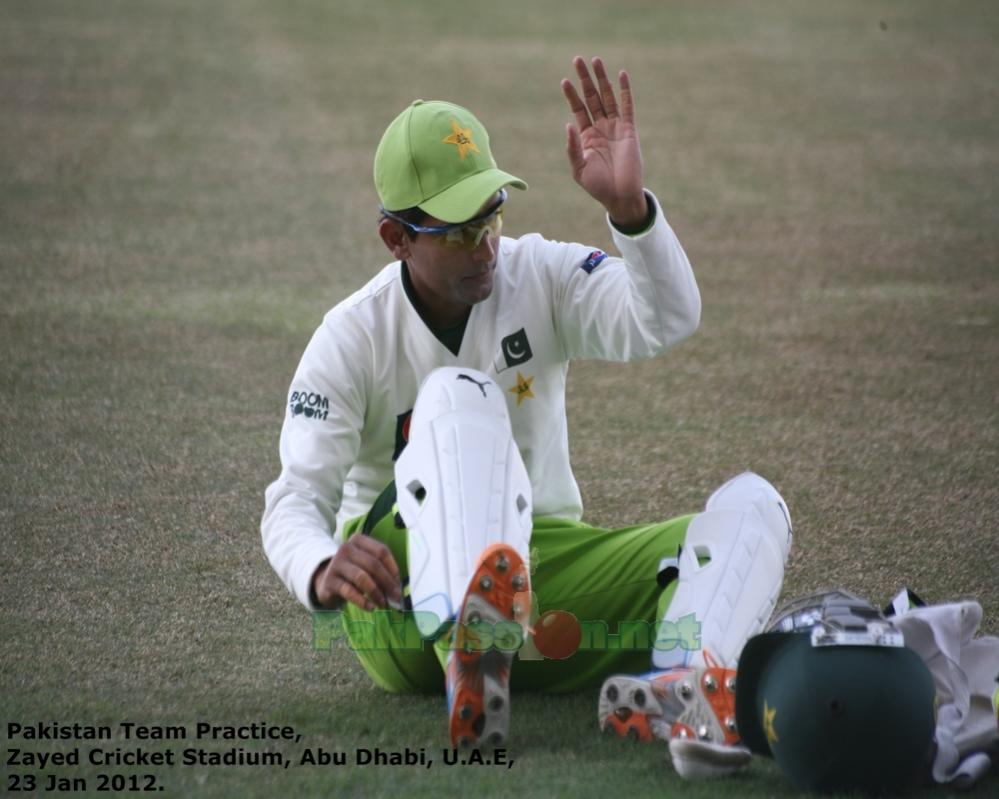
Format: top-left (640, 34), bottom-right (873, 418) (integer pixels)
top-left (289, 390), bottom-right (329, 420)
top-left (499, 328), bottom-right (532, 370)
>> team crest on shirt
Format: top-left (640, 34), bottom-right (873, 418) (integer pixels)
top-left (493, 327), bottom-right (533, 373)
top-left (509, 372), bottom-right (535, 406)
top-left (580, 250), bottom-right (608, 274)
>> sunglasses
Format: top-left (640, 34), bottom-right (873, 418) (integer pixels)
top-left (382, 189), bottom-right (507, 251)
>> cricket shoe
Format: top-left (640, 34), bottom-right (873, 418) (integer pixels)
top-left (446, 543), bottom-right (530, 748)
top-left (597, 659), bottom-right (739, 746)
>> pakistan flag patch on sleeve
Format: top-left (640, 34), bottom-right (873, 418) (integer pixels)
top-left (581, 250), bottom-right (608, 274)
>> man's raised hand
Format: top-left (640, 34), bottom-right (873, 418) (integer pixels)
top-left (561, 56), bottom-right (648, 229)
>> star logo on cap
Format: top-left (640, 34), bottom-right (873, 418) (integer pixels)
top-left (443, 119), bottom-right (480, 160)
top-left (763, 700), bottom-right (779, 746)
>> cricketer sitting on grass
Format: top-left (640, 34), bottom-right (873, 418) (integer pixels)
top-left (261, 57), bottom-right (792, 766)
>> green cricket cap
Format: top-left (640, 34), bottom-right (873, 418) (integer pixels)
top-left (736, 631), bottom-right (937, 794)
top-left (374, 100), bottom-right (527, 223)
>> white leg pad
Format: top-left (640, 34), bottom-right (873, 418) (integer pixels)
top-left (654, 473), bottom-right (792, 669)
top-left (395, 367), bottom-right (532, 639)
top-left (705, 471), bottom-right (792, 560)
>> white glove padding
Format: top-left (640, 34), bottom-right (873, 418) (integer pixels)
top-left (892, 601), bottom-right (999, 786)
top-left (668, 738), bottom-right (751, 780)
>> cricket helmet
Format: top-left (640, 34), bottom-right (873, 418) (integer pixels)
top-left (736, 590), bottom-right (937, 794)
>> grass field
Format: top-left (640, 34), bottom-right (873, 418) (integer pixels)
top-left (2, 0), bottom-right (997, 796)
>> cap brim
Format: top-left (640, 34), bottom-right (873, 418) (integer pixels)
top-left (734, 632), bottom-right (796, 757)
top-left (419, 169), bottom-right (527, 224)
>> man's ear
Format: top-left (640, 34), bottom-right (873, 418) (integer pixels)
top-left (378, 218), bottom-right (412, 261)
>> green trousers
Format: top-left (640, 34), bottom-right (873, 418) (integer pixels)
top-left (335, 497), bottom-right (694, 694)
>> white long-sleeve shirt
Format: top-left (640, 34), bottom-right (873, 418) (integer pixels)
top-left (262, 193), bottom-right (700, 609)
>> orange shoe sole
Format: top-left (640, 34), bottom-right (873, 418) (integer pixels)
top-left (446, 543), bottom-right (530, 748)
